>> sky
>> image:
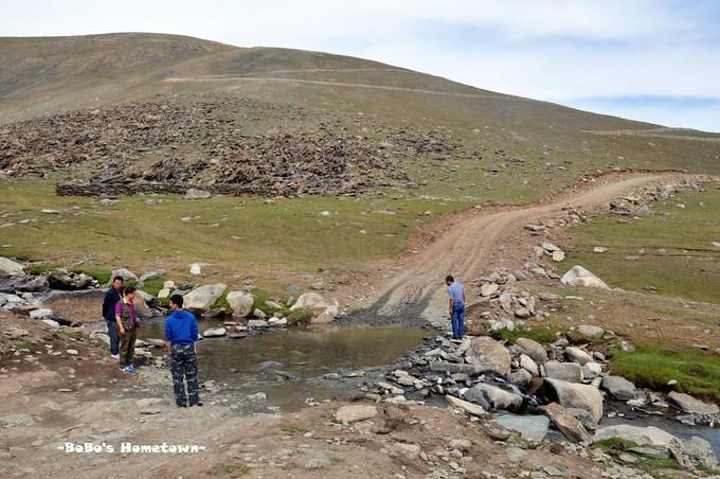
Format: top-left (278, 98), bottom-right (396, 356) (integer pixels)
top-left (3, 0), bottom-right (720, 132)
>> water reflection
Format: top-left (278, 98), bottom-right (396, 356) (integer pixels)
top-left (139, 319), bottom-right (427, 409)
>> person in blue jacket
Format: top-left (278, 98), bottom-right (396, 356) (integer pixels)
top-left (164, 294), bottom-right (200, 407)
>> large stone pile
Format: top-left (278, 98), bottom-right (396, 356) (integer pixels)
top-left (0, 94), bottom-right (462, 197)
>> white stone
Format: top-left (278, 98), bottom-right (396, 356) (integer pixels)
top-left (561, 265), bottom-right (610, 289)
top-left (184, 284), bottom-right (226, 310)
top-left (226, 291), bottom-right (254, 318)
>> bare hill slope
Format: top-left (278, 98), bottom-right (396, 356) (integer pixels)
top-left (1, 33), bottom-right (718, 200)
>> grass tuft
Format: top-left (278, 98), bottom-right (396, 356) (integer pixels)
top-left (609, 345), bottom-right (720, 402)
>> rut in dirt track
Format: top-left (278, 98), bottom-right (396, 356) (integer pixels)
top-left (359, 174), bottom-right (687, 327)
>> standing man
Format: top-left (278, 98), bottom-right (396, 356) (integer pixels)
top-left (115, 286), bottom-right (138, 373)
top-left (102, 276), bottom-right (124, 359)
top-left (445, 275), bottom-right (466, 340)
top-left (165, 294), bottom-right (201, 408)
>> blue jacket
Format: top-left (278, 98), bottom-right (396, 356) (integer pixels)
top-left (165, 309), bottom-right (199, 345)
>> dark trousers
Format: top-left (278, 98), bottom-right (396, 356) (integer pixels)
top-left (106, 320), bottom-right (120, 355)
top-left (451, 302), bottom-right (465, 339)
top-left (171, 344), bottom-right (200, 407)
top-left (119, 326), bottom-right (137, 367)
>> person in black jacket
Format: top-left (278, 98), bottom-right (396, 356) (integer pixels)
top-left (102, 276), bottom-right (124, 359)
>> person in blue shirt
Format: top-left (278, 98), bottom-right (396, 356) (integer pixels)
top-left (164, 294), bottom-right (201, 407)
top-left (445, 275), bottom-right (466, 340)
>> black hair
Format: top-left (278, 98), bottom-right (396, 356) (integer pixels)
top-left (445, 275), bottom-right (454, 282)
top-left (113, 276), bottom-right (124, 283)
top-left (124, 286), bottom-right (136, 296)
top-left (169, 294), bottom-right (184, 308)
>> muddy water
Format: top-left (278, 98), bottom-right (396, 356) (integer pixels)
top-left (139, 320), bottom-right (427, 410)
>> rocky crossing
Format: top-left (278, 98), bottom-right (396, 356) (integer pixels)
top-left (341, 331), bottom-right (719, 476)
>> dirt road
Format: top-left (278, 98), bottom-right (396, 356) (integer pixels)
top-left (365, 173), bottom-right (691, 325)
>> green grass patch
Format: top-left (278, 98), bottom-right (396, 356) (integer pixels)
top-left (287, 308), bottom-right (313, 325)
top-left (497, 326), bottom-right (563, 344)
top-left (0, 179), bottom-right (468, 295)
top-left (140, 277), bottom-right (165, 296)
top-left (569, 187), bottom-right (720, 304)
top-left (280, 424), bottom-right (308, 434)
top-left (15, 340), bottom-right (36, 351)
top-left (593, 438), bottom-right (681, 473)
top-left (610, 345), bottom-right (720, 402)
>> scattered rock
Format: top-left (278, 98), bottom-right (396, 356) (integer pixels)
top-left (184, 189), bottom-right (211, 200)
top-left (577, 324), bottom-right (604, 339)
top-left (480, 283), bottom-right (499, 297)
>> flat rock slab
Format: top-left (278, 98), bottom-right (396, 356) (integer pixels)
top-left (667, 391), bottom-right (719, 415)
top-left (492, 414), bottom-right (549, 442)
top-left (335, 405), bottom-right (378, 424)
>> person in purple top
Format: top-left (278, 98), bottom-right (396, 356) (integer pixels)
top-left (445, 275), bottom-right (466, 340)
top-left (115, 286), bottom-right (138, 373)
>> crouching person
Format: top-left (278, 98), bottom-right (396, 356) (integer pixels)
top-left (165, 294), bottom-right (201, 407)
top-left (115, 286), bottom-right (138, 373)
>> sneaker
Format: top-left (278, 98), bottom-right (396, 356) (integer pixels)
top-left (122, 365), bottom-right (134, 373)
top-left (126, 365), bottom-right (136, 372)
top-left (110, 354), bottom-right (119, 360)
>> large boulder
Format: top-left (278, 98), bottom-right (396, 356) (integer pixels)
top-left (544, 403), bottom-right (591, 443)
top-left (226, 291), bottom-right (254, 318)
top-left (109, 268), bottom-right (138, 283)
top-left (473, 384), bottom-right (523, 411)
top-left (465, 336), bottom-right (511, 377)
top-left (47, 269), bottom-right (93, 290)
top-left (561, 266), bottom-right (610, 289)
top-left (515, 338), bottom-right (548, 364)
top-left (0, 257), bottom-right (25, 277)
top-left (290, 292), bottom-right (328, 313)
top-left (601, 376), bottom-right (637, 401)
top-left (184, 284), bottom-right (226, 310)
top-left (40, 289), bottom-right (105, 323)
top-left (544, 378), bottom-right (603, 424)
top-left (313, 302), bottom-right (339, 324)
top-left (543, 360), bottom-right (583, 383)
top-left (667, 391), bottom-right (720, 415)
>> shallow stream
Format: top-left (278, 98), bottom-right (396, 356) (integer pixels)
top-left (139, 319), bottom-right (427, 410)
